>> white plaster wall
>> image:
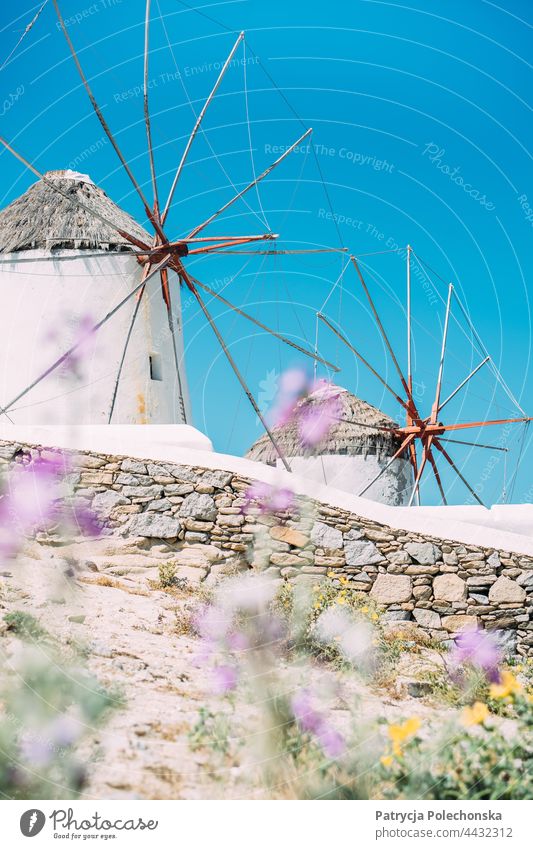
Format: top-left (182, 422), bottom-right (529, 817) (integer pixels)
top-left (274, 453), bottom-right (411, 506)
top-left (0, 250), bottom-right (191, 426)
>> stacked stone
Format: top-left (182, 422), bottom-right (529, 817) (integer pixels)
top-left (0, 440), bottom-right (531, 655)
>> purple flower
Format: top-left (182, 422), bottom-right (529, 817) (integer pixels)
top-left (242, 481), bottom-right (295, 516)
top-left (212, 664), bottom-right (238, 695)
top-left (291, 690), bottom-right (324, 734)
top-left (450, 628), bottom-right (502, 683)
top-left (269, 367), bottom-right (309, 427)
top-left (317, 726), bottom-right (346, 759)
top-left (291, 689), bottom-right (345, 760)
top-left (19, 734), bottom-right (55, 769)
top-left (227, 630), bottom-right (249, 652)
top-left (0, 453), bottom-right (67, 556)
top-left (61, 315), bottom-right (97, 379)
top-left (69, 502), bottom-right (101, 537)
top-left (298, 392), bottom-right (342, 448)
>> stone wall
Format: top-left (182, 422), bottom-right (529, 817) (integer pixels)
top-left (1, 439), bottom-right (532, 656)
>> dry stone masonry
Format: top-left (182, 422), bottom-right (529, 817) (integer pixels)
top-left (1, 439), bottom-right (532, 656)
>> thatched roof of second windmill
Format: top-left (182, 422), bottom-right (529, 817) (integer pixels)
top-left (0, 170), bottom-right (151, 254)
top-left (247, 384), bottom-right (403, 466)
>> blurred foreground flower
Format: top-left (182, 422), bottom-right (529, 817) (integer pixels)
top-left (0, 451), bottom-right (100, 558)
top-left (450, 628), bottom-right (502, 683)
top-left (461, 701), bottom-right (490, 727)
top-left (242, 481), bottom-right (295, 516)
top-left (387, 716), bottom-right (421, 758)
top-left (489, 670), bottom-right (523, 700)
top-left (291, 689), bottom-right (345, 759)
top-left (268, 368), bottom-right (343, 450)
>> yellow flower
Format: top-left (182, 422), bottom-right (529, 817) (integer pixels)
top-left (371, 612), bottom-right (379, 621)
top-left (461, 701), bottom-right (490, 727)
top-left (313, 602), bottom-right (321, 610)
top-left (387, 717), bottom-right (421, 757)
top-left (339, 576), bottom-right (349, 585)
top-left (327, 571), bottom-right (336, 578)
top-left (361, 606), bottom-right (369, 614)
top-left (489, 670), bottom-right (523, 700)
top-left (380, 755), bottom-right (393, 768)
top-left (336, 595), bottom-right (347, 605)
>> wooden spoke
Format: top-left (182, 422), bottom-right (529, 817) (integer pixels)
top-left (163, 268), bottom-right (189, 424)
top-left (0, 135), bottom-right (151, 252)
top-left (143, 0), bottom-right (160, 216)
top-left (433, 439), bottom-right (485, 507)
top-left (351, 255), bottom-right (416, 414)
top-left (180, 271), bottom-right (291, 472)
top-left (188, 128), bottom-right (313, 238)
top-left (52, 0), bottom-right (167, 242)
top-left (440, 416), bottom-right (533, 433)
top-left (192, 279), bottom-right (340, 372)
top-left (408, 437), bottom-right (433, 507)
top-left (357, 433), bottom-right (415, 497)
top-left (201, 247), bottom-right (348, 256)
top-left (187, 234), bottom-right (278, 255)
top-left (0, 256), bottom-right (171, 419)
top-left (317, 313), bottom-right (410, 413)
top-left (161, 31), bottom-right (245, 225)
top-left (427, 447), bottom-right (447, 505)
top-left (107, 284), bottom-right (146, 423)
top-left (408, 440), bottom-right (420, 506)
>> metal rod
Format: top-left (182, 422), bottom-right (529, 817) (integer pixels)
top-left (431, 282), bottom-right (453, 420)
top-left (161, 31), bottom-right (245, 225)
top-left (439, 436), bottom-right (508, 452)
top-left (143, 0), bottom-right (160, 216)
top-left (406, 243), bottom-right (412, 395)
top-left (188, 128), bottom-right (313, 238)
top-left (192, 279), bottom-right (340, 372)
top-left (433, 439), bottom-right (486, 507)
top-left (438, 356), bottom-right (490, 413)
top-left (0, 257), bottom-right (171, 418)
top-left (52, 0), bottom-right (167, 243)
top-left (182, 274), bottom-right (292, 472)
top-left (317, 313), bottom-right (410, 412)
top-left (357, 434), bottom-right (415, 497)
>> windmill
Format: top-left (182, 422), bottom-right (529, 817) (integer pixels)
top-left (0, 1), bottom-right (345, 469)
top-left (317, 250), bottom-right (533, 507)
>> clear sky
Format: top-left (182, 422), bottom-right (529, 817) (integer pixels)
top-left (1, 0), bottom-right (532, 506)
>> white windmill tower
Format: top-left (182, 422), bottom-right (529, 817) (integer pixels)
top-left (0, 169), bottom-right (191, 428)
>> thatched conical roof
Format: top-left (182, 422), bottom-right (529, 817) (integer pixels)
top-left (0, 170), bottom-right (151, 254)
top-left (246, 384), bottom-right (403, 466)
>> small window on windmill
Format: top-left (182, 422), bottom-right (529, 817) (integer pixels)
top-left (149, 353), bottom-right (163, 381)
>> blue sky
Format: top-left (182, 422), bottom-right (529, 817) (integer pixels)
top-left (1, 0), bottom-right (532, 506)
